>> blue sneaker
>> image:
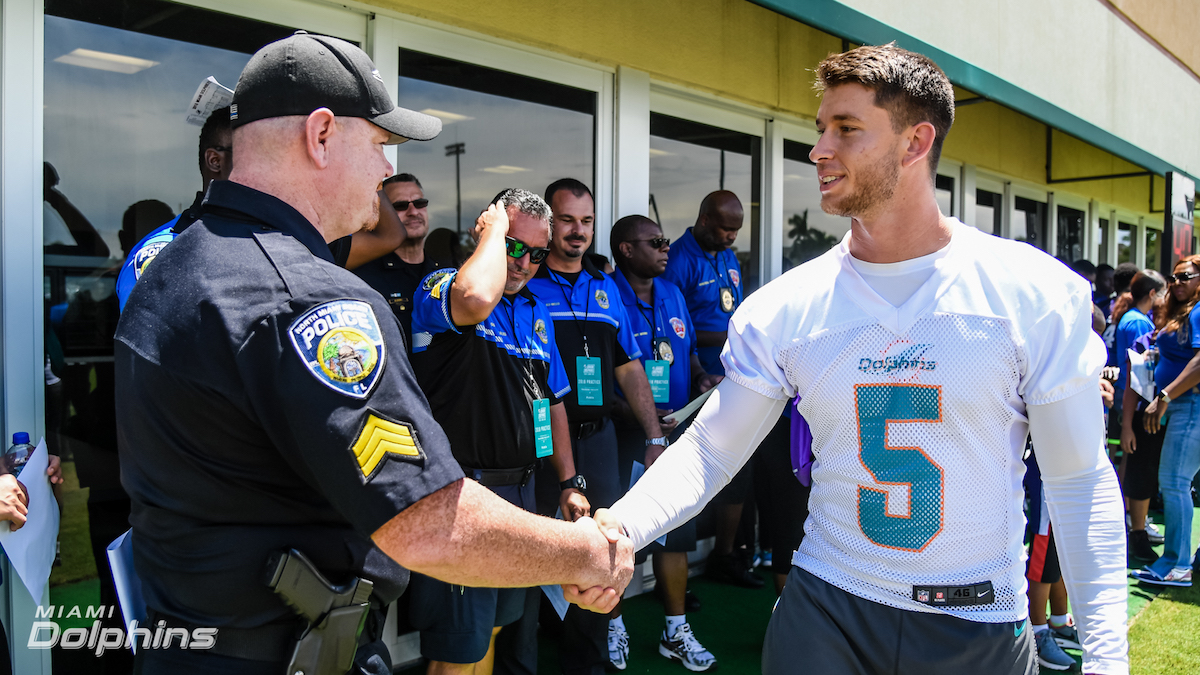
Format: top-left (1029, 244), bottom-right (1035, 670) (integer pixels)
top-left (1034, 628), bottom-right (1074, 671)
top-left (1050, 620), bottom-right (1081, 650)
top-left (1136, 566), bottom-right (1192, 587)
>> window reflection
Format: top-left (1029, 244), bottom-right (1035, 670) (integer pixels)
top-left (1099, 218), bottom-right (1110, 262)
top-left (650, 114), bottom-right (761, 291)
top-left (1146, 228), bottom-right (1161, 270)
top-left (976, 189), bottom-right (1002, 235)
top-left (396, 50), bottom-right (594, 242)
top-left (1012, 196), bottom-right (1047, 250)
top-left (935, 174), bottom-right (954, 217)
top-left (1118, 222), bottom-right (1133, 264)
top-left (782, 139), bottom-right (849, 270)
top-left (1056, 205), bottom-right (1085, 262)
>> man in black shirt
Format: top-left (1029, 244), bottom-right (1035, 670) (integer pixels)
top-left (410, 188), bottom-right (587, 674)
top-left (355, 173), bottom-right (443, 346)
top-left (116, 33), bottom-right (631, 675)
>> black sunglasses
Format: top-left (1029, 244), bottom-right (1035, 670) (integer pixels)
top-left (1170, 271), bottom-right (1200, 284)
top-left (627, 237), bottom-right (670, 249)
top-left (392, 199), bottom-right (429, 211)
top-left (505, 236), bottom-right (550, 264)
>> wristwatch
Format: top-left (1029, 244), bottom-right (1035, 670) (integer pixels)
top-left (646, 436), bottom-right (669, 448)
top-left (560, 474), bottom-right (587, 492)
top-left (1158, 390), bottom-right (1172, 404)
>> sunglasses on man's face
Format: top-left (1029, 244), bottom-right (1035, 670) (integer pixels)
top-left (505, 236), bottom-right (550, 264)
top-left (628, 237), bottom-right (670, 249)
top-left (1170, 271), bottom-right (1200, 284)
top-left (392, 199), bottom-right (429, 211)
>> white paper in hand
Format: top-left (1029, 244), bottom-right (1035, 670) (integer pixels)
top-left (186, 76), bottom-right (234, 126)
top-left (0, 438), bottom-right (60, 604)
top-left (1128, 349), bottom-right (1156, 401)
top-left (106, 529), bottom-right (147, 651)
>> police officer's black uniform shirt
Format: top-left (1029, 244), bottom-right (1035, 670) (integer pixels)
top-left (354, 252), bottom-right (440, 349)
top-left (410, 270), bottom-right (572, 470)
top-left (115, 180), bottom-right (463, 628)
top-left (526, 256), bottom-right (642, 424)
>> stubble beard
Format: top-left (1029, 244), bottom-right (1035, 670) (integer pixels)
top-left (821, 147), bottom-right (901, 219)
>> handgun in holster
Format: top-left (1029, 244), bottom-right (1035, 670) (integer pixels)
top-left (265, 549), bottom-right (374, 675)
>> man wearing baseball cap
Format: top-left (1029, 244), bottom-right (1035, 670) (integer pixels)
top-left (115, 32), bottom-right (632, 675)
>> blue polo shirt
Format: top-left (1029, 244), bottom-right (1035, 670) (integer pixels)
top-left (1114, 308), bottom-right (1154, 394)
top-left (610, 269), bottom-right (697, 412)
top-left (527, 257), bottom-right (642, 423)
top-left (411, 269), bottom-right (570, 469)
top-left (1155, 304), bottom-right (1200, 396)
top-left (662, 227), bottom-right (743, 375)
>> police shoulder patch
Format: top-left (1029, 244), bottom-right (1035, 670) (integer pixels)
top-left (133, 232), bottom-right (176, 280)
top-left (595, 289), bottom-right (609, 309)
top-left (670, 317), bottom-right (687, 339)
top-left (289, 299), bottom-right (386, 399)
top-left (534, 318), bottom-right (549, 344)
top-left (351, 411), bottom-right (424, 481)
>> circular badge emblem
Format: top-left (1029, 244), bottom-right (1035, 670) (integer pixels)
top-left (654, 338), bottom-right (675, 365)
top-left (534, 318), bottom-right (549, 344)
top-left (595, 289), bottom-right (609, 309)
top-left (318, 328), bottom-right (378, 384)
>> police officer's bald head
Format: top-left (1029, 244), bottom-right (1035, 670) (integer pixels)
top-left (694, 190), bottom-right (743, 253)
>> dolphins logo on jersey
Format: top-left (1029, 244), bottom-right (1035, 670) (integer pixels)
top-left (728, 268), bottom-right (740, 287)
top-left (670, 317), bottom-right (686, 339)
top-left (534, 318), bottom-right (549, 344)
top-left (289, 300), bottom-right (386, 398)
top-left (595, 289), bottom-right (609, 309)
top-left (858, 340), bottom-right (936, 382)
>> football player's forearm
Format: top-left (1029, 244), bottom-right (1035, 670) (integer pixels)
top-left (610, 379), bottom-right (785, 549)
top-left (1027, 390), bottom-right (1129, 675)
top-left (373, 478), bottom-right (629, 590)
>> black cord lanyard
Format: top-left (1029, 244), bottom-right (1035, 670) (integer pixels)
top-left (554, 272), bottom-right (593, 358)
top-left (503, 296), bottom-right (542, 400)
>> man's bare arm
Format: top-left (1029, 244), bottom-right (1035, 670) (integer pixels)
top-left (548, 402), bottom-right (589, 520)
top-left (344, 189), bottom-right (407, 270)
top-left (449, 202), bottom-right (510, 326)
top-left (372, 478), bottom-right (630, 607)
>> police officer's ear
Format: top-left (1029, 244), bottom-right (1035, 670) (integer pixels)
top-left (303, 108), bottom-right (339, 169)
top-left (618, 240), bottom-right (634, 262)
top-left (204, 146), bottom-right (227, 178)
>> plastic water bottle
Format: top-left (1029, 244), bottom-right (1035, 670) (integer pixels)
top-left (5, 432), bottom-right (34, 477)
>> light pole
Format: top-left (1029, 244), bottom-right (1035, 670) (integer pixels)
top-left (445, 142), bottom-right (465, 233)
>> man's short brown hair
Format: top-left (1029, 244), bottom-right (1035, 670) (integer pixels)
top-left (815, 43), bottom-right (954, 182)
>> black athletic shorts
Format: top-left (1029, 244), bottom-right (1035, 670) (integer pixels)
top-left (1124, 409), bottom-right (1165, 501)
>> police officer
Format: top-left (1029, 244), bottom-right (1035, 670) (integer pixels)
top-left (408, 188), bottom-right (588, 674)
top-left (661, 190), bottom-right (761, 589)
top-left (115, 33), bottom-right (631, 675)
top-left (116, 105), bottom-right (407, 311)
top-left (353, 173), bottom-right (444, 348)
top-left (526, 179), bottom-right (664, 675)
top-left (608, 214), bottom-right (723, 671)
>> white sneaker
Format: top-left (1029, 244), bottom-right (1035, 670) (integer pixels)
top-left (659, 622), bottom-right (717, 672)
top-left (1144, 518), bottom-right (1164, 545)
top-left (607, 623), bottom-right (629, 671)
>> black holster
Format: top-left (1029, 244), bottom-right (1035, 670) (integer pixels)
top-left (265, 549), bottom-right (374, 675)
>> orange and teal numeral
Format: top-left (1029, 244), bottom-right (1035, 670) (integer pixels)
top-left (855, 384), bottom-right (944, 552)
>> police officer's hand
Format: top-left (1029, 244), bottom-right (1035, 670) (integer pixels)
top-left (645, 443), bottom-right (667, 469)
top-left (561, 488), bottom-right (590, 521)
top-left (0, 474), bottom-right (29, 531)
top-left (657, 409), bottom-right (678, 434)
top-left (591, 508), bottom-right (624, 543)
top-left (46, 454), bottom-right (63, 486)
top-left (561, 515), bottom-right (633, 613)
top-left (696, 373), bottom-right (723, 394)
top-left (470, 200), bottom-right (510, 244)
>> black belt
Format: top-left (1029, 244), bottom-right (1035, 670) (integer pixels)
top-left (912, 581), bottom-right (994, 607)
top-left (461, 464), bottom-right (536, 487)
top-left (146, 609), bottom-right (299, 662)
top-left (571, 418), bottom-right (606, 440)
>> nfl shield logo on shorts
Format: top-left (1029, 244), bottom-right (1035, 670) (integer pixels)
top-left (289, 299), bottom-right (386, 399)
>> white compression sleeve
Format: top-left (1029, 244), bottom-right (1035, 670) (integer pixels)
top-left (1027, 388), bottom-right (1128, 675)
top-left (608, 379), bottom-right (787, 550)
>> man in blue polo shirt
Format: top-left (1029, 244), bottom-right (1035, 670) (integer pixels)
top-left (662, 190), bottom-right (762, 590)
top-left (527, 178), bottom-right (666, 675)
top-left (410, 188), bottom-right (588, 675)
top-left (609, 214), bottom-right (723, 672)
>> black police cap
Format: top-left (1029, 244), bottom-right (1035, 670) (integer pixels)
top-left (230, 31), bottom-right (441, 144)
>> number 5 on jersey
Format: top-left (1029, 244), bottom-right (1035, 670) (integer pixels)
top-left (854, 384), bottom-right (943, 552)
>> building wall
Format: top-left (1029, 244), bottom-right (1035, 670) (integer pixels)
top-left (1109, 0), bottom-right (1200, 79)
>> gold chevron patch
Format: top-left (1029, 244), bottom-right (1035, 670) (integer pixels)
top-left (351, 413), bottom-right (422, 480)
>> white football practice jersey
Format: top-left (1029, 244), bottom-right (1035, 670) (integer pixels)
top-left (724, 219), bottom-right (1105, 623)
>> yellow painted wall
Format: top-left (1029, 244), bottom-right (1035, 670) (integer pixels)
top-left (1110, 0), bottom-right (1200, 80)
top-left (366, 0), bottom-right (1184, 221)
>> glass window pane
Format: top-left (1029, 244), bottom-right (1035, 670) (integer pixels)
top-left (781, 139), bottom-right (849, 270)
top-left (1145, 229), bottom-right (1161, 271)
top-left (975, 189), bottom-right (1001, 236)
top-left (1056, 205), bottom-right (1085, 262)
top-left (1012, 196), bottom-right (1047, 250)
top-left (1099, 218), bottom-right (1110, 262)
top-left (395, 51), bottom-right (594, 240)
top-left (649, 113), bottom-right (761, 291)
top-left (1117, 222), bottom-right (1132, 265)
top-left (935, 174), bottom-right (954, 216)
